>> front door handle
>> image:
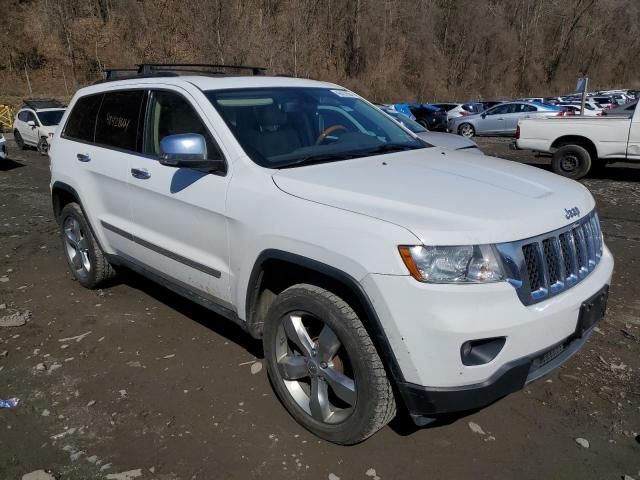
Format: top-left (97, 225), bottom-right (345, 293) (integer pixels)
top-left (131, 168), bottom-right (151, 180)
top-left (77, 153), bottom-right (91, 162)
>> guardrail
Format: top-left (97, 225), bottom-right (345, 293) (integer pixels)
top-left (0, 105), bottom-right (14, 129)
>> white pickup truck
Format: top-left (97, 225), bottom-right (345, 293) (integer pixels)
top-left (516, 105), bottom-right (640, 179)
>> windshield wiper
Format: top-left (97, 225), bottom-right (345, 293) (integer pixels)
top-left (354, 143), bottom-right (424, 156)
top-left (275, 143), bottom-right (423, 169)
top-left (275, 152), bottom-right (358, 168)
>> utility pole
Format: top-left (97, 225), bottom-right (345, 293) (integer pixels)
top-left (24, 63), bottom-right (32, 96)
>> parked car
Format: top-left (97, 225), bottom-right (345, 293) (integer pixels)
top-left (516, 101), bottom-right (640, 178)
top-left (393, 103), bottom-right (448, 131)
top-left (602, 101), bottom-right (637, 117)
top-left (378, 106), bottom-right (483, 154)
top-left (14, 99), bottom-right (66, 155)
top-left (556, 102), bottom-right (602, 116)
top-left (0, 134), bottom-right (7, 160)
top-left (428, 102), bottom-right (484, 121)
top-left (449, 101), bottom-right (562, 138)
top-left (587, 95), bottom-right (616, 109)
top-left (50, 63), bottom-right (613, 445)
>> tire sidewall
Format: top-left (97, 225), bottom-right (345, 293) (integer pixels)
top-left (59, 203), bottom-right (99, 288)
top-left (263, 286), bottom-right (383, 444)
top-left (38, 137), bottom-right (49, 155)
top-left (552, 145), bottom-right (592, 180)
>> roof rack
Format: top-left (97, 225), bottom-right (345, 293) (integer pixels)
top-left (22, 99), bottom-right (66, 110)
top-left (98, 63), bottom-right (268, 83)
top-left (137, 63), bottom-right (267, 76)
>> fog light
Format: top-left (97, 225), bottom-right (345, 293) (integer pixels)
top-left (460, 337), bottom-right (506, 366)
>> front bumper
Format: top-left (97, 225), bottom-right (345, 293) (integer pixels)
top-left (398, 286), bottom-right (605, 423)
top-left (360, 245), bottom-right (614, 419)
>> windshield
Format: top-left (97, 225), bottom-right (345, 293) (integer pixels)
top-left (205, 88), bottom-right (426, 168)
top-left (383, 110), bottom-right (427, 134)
top-left (36, 109), bottom-right (65, 126)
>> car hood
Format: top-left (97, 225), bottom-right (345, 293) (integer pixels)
top-left (272, 149), bottom-right (595, 245)
top-left (416, 131), bottom-right (482, 153)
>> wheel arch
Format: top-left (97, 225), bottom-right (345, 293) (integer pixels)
top-left (551, 135), bottom-right (598, 161)
top-left (51, 181), bottom-right (105, 253)
top-left (245, 249), bottom-right (406, 383)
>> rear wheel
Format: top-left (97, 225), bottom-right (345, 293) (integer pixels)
top-left (14, 130), bottom-right (26, 150)
top-left (263, 284), bottom-right (396, 444)
top-left (458, 123), bottom-right (475, 138)
top-left (59, 202), bottom-right (116, 288)
top-left (551, 144), bottom-right (592, 180)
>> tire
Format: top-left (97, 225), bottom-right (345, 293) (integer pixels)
top-left (551, 144), bottom-right (592, 180)
top-left (37, 137), bottom-right (49, 156)
top-left (59, 202), bottom-right (116, 288)
top-left (417, 119), bottom-right (429, 129)
top-left (458, 123), bottom-right (475, 138)
top-left (14, 130), bottom-right (26, 150)
top-left (263, 284), bottom-right (396, 445)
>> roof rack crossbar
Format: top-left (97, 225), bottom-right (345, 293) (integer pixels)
top-left (22, 98), bottom-right (65, 110)
top-left (103, 68), bottom-right (139, 81)
top-left (136, 63), bottom-right (267, 76)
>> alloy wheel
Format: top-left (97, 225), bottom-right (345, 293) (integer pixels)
top-left (275, 312), bottom-right (356, 424)
top-left (459, 124), bottom-right (474, 137)
top-left (63, 216), bottom-right (91, 274)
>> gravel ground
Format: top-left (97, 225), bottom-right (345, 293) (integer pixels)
top-left (0, 134), bottom-right (638, 480)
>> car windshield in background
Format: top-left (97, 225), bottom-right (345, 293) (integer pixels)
top-left (384, 110), bottom-right (427, 134)
top-left (37, 109), bottom-right (65, 126)
top-left (205, 88), bottom-right (426, 168)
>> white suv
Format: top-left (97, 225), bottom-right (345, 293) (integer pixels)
top-left (14, 100), bottom-right (66, 155)
top-left (49, 64), bottom-right (614, 445)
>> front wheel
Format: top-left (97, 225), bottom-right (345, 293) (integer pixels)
top-left (263, 284), bottom-right (396, 444)
top-left (59, 202), bottom-right (116, 288)
top-left (458, 123), bottom-right (475, 138)
top-left (551, 144), bottom-right (592, 180)
top-left (37, 137), bottom-right (49, 155)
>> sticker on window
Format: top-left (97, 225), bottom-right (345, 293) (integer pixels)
top-left (330, 89), bottom-right (359, 98)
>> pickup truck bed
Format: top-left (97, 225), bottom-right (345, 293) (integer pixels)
top-left (516, 108), bottom-right (640, 179)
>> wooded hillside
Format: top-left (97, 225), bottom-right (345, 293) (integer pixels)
top-left (2, 0), bottom-right (639, 102)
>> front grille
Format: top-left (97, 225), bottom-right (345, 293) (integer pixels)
top-left (522, 244), bottom-right (541, 291)
top-left (497, 210), bottom-right (604, 306)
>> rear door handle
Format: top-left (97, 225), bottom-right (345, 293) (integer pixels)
top-left (131, 168), bottom-right (151, 180)
top-left (76, 153), bottom-right (91, 162)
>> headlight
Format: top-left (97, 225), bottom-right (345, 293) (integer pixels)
top-left (398, 245), bottom-right (504, 283)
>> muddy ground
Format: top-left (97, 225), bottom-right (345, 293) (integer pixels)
top-left (0, 134), bottom-right (638, 480)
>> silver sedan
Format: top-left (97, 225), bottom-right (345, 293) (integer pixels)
top-left (449, 102), bottom-right (562, 138)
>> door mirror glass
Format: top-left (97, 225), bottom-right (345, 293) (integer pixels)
top-left (159, 133), bottom-right (225, 172)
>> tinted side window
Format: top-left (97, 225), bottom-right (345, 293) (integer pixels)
top-left (18, 111), bottom-right (28, 122)
top-left (63, 94), bottom-right (104, 142)
top-left (95, 90), bottom-right (144, 151)
top-left (143, 90), bottom-right (221, 160)
top-left (487, 105), bottom-right (509, 115)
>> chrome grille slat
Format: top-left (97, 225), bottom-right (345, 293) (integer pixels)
top-left (496, 210), bottom-right (603, 306)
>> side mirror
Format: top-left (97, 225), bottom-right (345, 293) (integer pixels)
top-left (481, 113), bottom-right (487, 119)
top-left (27, 120), bottom-right (36, 128)
top-left (159, 133), bottom-right (225, 173)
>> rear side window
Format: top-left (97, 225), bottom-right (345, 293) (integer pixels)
top-left (95, 90), bottom-right (144, 151)
top-left (63, 94), bottom-right (103, 142)
top-left (18, 111), bottom-right (29, 122)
